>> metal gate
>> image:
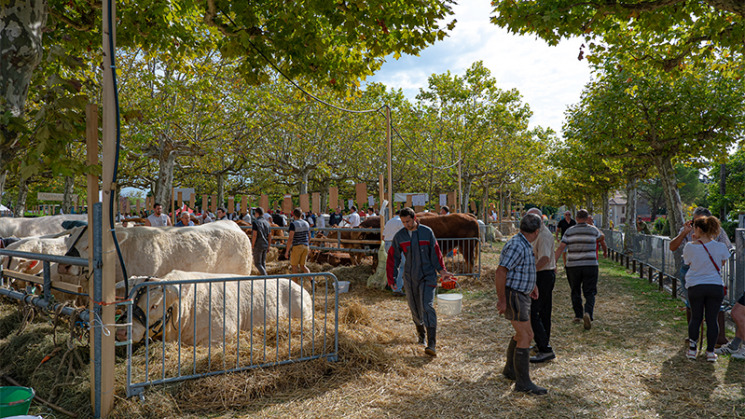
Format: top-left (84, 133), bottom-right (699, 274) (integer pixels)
top-left (124, 272), bottom-right (339, 398)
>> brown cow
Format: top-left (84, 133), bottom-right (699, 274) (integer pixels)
top-left (323, 227), bottom-right (365, 265)
top-left (358, 213), bottom-right (480, 273)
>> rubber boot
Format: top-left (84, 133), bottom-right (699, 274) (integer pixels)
top-left (717, 310), bottom-right (729, 346)
top-left (416, 324), bottom-right (426, 345)
top-left (502, 338), bottom-right (516, 380)
top-left (514, 348), bottom-right (547, 395)
top-left (424, 327), bottom-right (437, 357)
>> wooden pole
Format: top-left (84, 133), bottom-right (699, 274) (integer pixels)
top-left (190, 193), bottom-right (196, 210)
top-left (379, 174), bottom-right (385, 237)
top-left (98, 0), bottom-right (117, 412)
top-left (202, 194), bottom-right (208, 214)
top-left (386, 106), bottom-right (393, 221)
top-left (171, 187), bottom-right (175, 225)
top-left (457, 150), bottom-right (462, 213)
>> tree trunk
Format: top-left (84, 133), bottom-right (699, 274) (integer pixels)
top-left (14, 176), bottom-right (28, 217)
top-left (61, 175), bottom-right (74, 213)
top-left (623, 179), bottom-right (638, 254)
top-left (216, 172), bottom-right (224, 208)
top-left (601, 189), bottom-right (610, 229)
top-left (153, 150), bottom-right (175, 209)
top-left (481, 181), bottom-right (489, 223)
top-left (300, 169), bottom-right (309, 195)
top-left (720, 163), bottom-right (727, 220)
top-left (656, 156), bottom-right (685, 238)
top-left (462, 178), bottom-right (472, 213)
top-left (586, 195), bottom-right (594, 214)
top-left (0, 170), bottom-right (6, 207)
top-left (0, 0), bottom-right (47, 177)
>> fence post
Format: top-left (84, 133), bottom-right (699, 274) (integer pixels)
top-left (648, 265), bottom-right (654, 284)
top-left (735, 229), bottom-right (745, 304)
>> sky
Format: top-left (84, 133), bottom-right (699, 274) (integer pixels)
top-left (366, 2), bottom-right (593, 135)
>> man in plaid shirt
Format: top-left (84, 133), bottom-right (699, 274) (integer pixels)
top-left (496, 213), bottom-right (547, 395)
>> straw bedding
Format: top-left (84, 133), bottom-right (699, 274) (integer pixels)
top-left (2, 247), bottom-right (745, 418)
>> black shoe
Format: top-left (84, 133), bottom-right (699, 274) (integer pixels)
top-left (530, 351), bottom-right (556, 363)
top-left (425, 326), bottom-right (437, 357)
top-left (424, 346), bottom-right (437, 357)
top-left (583, 313), bottom-right (592, 330)
top-left (515, 381), bottom-right (549, 395)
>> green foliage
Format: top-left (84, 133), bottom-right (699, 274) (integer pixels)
top-left (706, 144), bottom-right (745, 219)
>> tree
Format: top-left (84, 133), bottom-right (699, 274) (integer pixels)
top-left (707, 144), bottom-right (745, 218)
top-left (561, 61), bottom-right (745, 236)
top-left (490, 0), bottom-right (745, 70)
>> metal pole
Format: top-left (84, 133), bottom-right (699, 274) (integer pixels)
top-left (386, 106), bottom-right (393, 221)
top-left (92, 203), bottom-right (103, 417)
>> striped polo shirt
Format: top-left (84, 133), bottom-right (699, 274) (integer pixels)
top-left (562, 222), bottom-right (603, 267)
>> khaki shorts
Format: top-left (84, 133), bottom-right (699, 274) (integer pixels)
top-left (290, 245), bottom-right (309, 266)
top-left (504, 287), bottom-right (531, 322)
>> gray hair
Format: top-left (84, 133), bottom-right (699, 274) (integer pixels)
top-left (693, 207), bottom-right (712, 218)
top-left (520, 213), bottom-right (542, 233)
top-left (527, 208), bottom-right (542, 217)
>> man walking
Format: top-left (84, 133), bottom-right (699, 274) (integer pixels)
top-left (285, 208), bottom-right (311, 274)
top-left (387, 207), bottom-right (453, 357)
top-left (555, 210), bottom-right (576, 266)
top-left (496, 213), bottom-right (547, 395)
top-left (526, 208), bottom-right (557, 363)
top-left (554, 209), bottom-right (607, 330)
top-left (383, 210), bottom-right (405, 296)
top-left (251, 207), bottom-right (272, 275)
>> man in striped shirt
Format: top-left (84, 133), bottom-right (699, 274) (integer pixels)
top-left (285, 208), bottom-right (311, 274)
top-left (554, 209), bottom-right (607, 330)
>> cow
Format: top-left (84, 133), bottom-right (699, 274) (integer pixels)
top-left (322, 228), bottom-right (368, 265)
top-left (115, 270), bottom-right (314, 346)
top-left (56, 220), bottom-right (253, 300)
top-left (0, 214), bottom-right (87, 238)
top-left (2, 236), bottom-right (67, 276)
top-left (357, 213), bottom-right (480, 272)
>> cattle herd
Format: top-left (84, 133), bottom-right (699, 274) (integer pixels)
top-left (0, 212), bottom-right (481, 347)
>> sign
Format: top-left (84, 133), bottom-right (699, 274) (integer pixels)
top-left (37, 192), bottom-right (79, 201)
top-left (439, 194), bottom-right (447, 206)
top-left (348, 199), bottom-right (354, 209)
top-left (412, 194), bottom-right (427, 207)
top-left (367, 196), bottom-right (375, 207)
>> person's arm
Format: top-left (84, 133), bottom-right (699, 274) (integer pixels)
top-left (670, 221), bottom-right (693, 251)
top-left (144, 219), bottom-right (152, 226)
top-left (285, 230), bottom-right (295, 258)
top-left (251, 229), bottom-right (258, 247)
top-left (495, 266), bottom-right (508, 314)
top-left (597, 235), bottom-right (608, 257)
top-left (554, 242), bottom-right (567, 264)
top-left (536, 256), bottom-right (549, 271)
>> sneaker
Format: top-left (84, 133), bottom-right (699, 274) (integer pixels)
top-left (731, 346), bottom-right (745, 360)
top-left (706, 351), bottom-right (717, 362)
top-left (583, 313), bottom-right (592, 330)
top-left (686, 347), bottom-right (697, 360)
top-left (715, 343), bottom-right (738, 355)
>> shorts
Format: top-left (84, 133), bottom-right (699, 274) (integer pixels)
top-left (504, 287), bottom-right (531, 322)
top-left (290, 245), bottom-right (309, 266)
top-left (738, 292), bottom-right (745, 306)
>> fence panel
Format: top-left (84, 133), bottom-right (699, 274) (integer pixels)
top-left (124, 272), bottom-right (339, 398)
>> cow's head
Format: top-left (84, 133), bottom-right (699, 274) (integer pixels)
top-left (58, 226), bottom-right (131, 276)
top-left (116, 278), bottom-right (184, 343)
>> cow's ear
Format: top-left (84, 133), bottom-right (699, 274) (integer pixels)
top-left (163, 284), bottom-right (181, 308)
top-left (114, 229), bottom-right (130, 246)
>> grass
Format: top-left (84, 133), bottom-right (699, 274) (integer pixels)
top-left (2, 243), bottom-right (745, 418)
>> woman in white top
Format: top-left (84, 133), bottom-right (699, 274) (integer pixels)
top-left (683, 216), bottom-right (731, 362)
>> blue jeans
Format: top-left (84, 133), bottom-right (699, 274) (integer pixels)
top-left (385, 242), bottom-right (405, 292)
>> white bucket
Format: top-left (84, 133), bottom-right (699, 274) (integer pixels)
top-left (437, 293), bottom-right (463, 316)
top-left (335, 281), bottom-right (350, 294)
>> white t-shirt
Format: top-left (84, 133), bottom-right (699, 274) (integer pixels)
top-left (147, 213), bottom-right (170, 227)
top-left (383, 216), bottom-right (404, 241)
top-left (316, 214), bottom-right (326, 229)
top-left (347, 211), bottom-right (360, 227)
top-left (683, 240), bottom-right (730, 288)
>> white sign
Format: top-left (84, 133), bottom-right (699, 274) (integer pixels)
top-left (348, 199), bottom-right (354, 209)
top-left (173, 188), bottom-right (195, 199)
top-left (37, 192), bottom-right (79, 201)
top-left (367, 196), bottom-right (375, 207)
top-left (439, 194), bottom-right (447, 206)
top-left (412, 194), bottom-right (427, 207)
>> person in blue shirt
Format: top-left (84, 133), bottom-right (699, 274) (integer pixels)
top-left (175, 211), bottom-right (194, 227)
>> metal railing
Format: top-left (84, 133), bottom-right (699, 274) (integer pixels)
top-left (601, 228), bottom-right (744, 306)
top-left (124, 272), bottom-right (339, 398)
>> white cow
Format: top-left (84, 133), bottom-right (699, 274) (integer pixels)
top-left (0, 214), bottom-right (87, 238)
top-left (57, 220), bottom-right (253, 287)
top-left (3, 236), bottom-right (67, 275)
top-left (116, 270), bottom-right (314, 346)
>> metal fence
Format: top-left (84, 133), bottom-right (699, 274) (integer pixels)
top-left (124, 272), bottom-right (339, 398)
top-left (601, 228), bottom-right (745, 306)
top-left (381, 237), bottom-right (481, 278)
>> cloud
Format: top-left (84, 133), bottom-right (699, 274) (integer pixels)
top-left (366, 2), bottom-right (592, 134)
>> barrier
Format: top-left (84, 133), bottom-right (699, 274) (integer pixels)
top-left (601, 228), bottom-right (744, 306)
top-left (124, 272), bottom-right (339, 398)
